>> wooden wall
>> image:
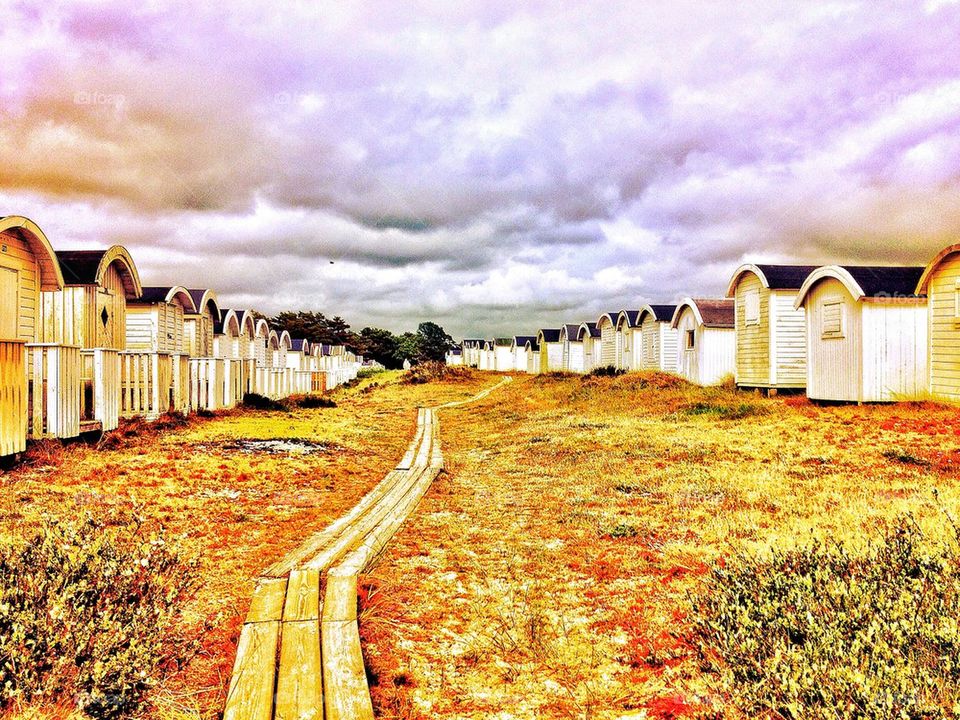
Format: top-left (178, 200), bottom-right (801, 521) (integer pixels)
top-left (927, 252), bottom-right (960, 400)
top-left (734, 272), bottom-right (771, 387)
top-left (772, 290), bottom-right (807, 388)
top-left (598, 318), bottom-right (616, 367)
top-left (0, 341), bottom-right (26, 456)
top-left (38, 264), bottom-right (128, 350)
top-left (862, 302), bottom-right (928, 402)
top-left (804, 278), bottom-right (862, 402)
top-left (0, 231), bottom-right (40, 341)
top-left (127, 303), bottom-right (185, 354)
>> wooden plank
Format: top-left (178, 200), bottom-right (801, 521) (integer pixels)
top-left (223, 621), bottom-right (280, 720)
top-left (275, 619), bottom-right (322, 720)
top-left (246, 577), bottom-right (288, 623)
top-left (283, 569), bottom-right (320, 622)
top-left (321, 619), bottom-right (374, 720)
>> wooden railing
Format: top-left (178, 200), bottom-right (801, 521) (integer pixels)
top-left (0, 341), bottom-right (27, 456)
top-left (171, 354), bottom-right (189, 412)
top-left (189, 357), bottom-right (225, 411)
top-left (81, 349), bottom-right (121, 432)
top-left (223, 359), bottom-right (243, 409)
top-left (25, 343), bottom-right (82, 439)
top-left (120, 352), bottom-right (174, 419)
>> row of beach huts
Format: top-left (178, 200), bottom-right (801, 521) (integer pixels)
top-left (448, 251), bottom-right (960, 405)
top-left (0, 216), bottom-right (364, 459)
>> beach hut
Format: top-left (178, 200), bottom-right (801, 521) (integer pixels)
top-left (637, 304), bottom-right (679, 373)
top-left (40, 246), bottom-right (143, 433)
top-left (616, 310), bottom-right (641, 370)
top-left (493, 338), bottom-right (515, 371)
top-left (671, 299), bottom-right (736, 386)
top-left (478, 340), bottom-right (493, 371)
top-left (578, 322), bottom-right (601, 371)
top-left (795, 266), bottom-right (927, 402)
top-left (185, 289), bottom-right (219, 358)
top-left (0, 216), bottom-right (65, 455)
top-left (124, 286), bottom-right (195, 417)
top-left (445, 347), bottom-right (464, 366)
top-left (512, 336), bottom-right (536, 373)
top-left (916, 246), bottom-right (960, 401)
top-left (524, 338), bottom-right (541, 374)
top-left (726, 264), bottom-right (817, 392)
top-left (536, 329), bottom-right (564, 372)
top-left (595, 312), bottom-right (622, 369)
top-left (560, 323), bottom-right (586, 373)
top-left (285, 339), bottom-right (312, 394)
top-left (462, 339), bottom-right (483, 368)
top-left (213, 309), bottom-right (244, 408)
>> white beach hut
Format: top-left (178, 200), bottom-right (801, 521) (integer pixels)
top-left (670, 298), bottom-right (736, 386)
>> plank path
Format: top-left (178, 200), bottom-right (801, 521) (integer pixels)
top-left (223, 377), bottom-right (512, 720)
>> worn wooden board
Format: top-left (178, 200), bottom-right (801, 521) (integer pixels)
top-left (223, 621), bottom-right (280, 720)
top-left (322, 619), bottom-right (374, 720)
top-left (246, 577), bottom-right (288, 623)
top-left (275, 619), bottom-right (322, 720)
top-left (283, 569), bottom-right (320, 622)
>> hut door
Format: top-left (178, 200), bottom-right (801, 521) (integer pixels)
top-left (0, 268), bottom-right (17, 339)
top-left (96, 288), bottom-right (117, 348)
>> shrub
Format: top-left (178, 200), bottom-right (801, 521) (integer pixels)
top-left (0, 512), bottom-right (199, 718)
top-left (882, 447), bottom-right (932, 468)
top-left (242, 392), bottom-right (289, 411)
top-left (402, 361), bottom-right (473, 384)
top-left (690, 516), bottom-right (960, 719)
top-left (587, 365), bottom-right (625, 377)
top-left (602, 522), bottom-right (639, 539)
top-left (293, 395), bottom-right (338, 409)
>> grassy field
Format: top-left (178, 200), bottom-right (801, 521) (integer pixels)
top-left (0, 370), bottom-right (492, 720)
top-left (362, 372), bottom-right (960, 719)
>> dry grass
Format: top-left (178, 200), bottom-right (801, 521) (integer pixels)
top-left (362, 372), bottom-right (960, 719)
top-left (0, 369), bottom-right (492, 720)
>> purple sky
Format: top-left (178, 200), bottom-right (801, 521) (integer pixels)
top-left (4, 1), bottom-right (960, 337)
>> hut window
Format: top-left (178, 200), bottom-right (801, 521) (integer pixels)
top-left (954, 280), bottom-right (960, 318)
top-left (744, 290), bottom-right (760, 325)
top-left (685, 329), bottom-right (696, 349)
top-left (101, 306), bottom-right (110, 327)
top-left (821, 301), bottom-right (844, 339)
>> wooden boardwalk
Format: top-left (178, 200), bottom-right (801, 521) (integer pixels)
top-left (223, 377), bottom-right (511, 720)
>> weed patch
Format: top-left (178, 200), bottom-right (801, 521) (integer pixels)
top-left (691, 516), bottom-right (960, 719)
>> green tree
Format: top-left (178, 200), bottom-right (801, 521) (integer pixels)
top-left (414, 321), bottom-right (455, 363)
top-left (358, 327), bottom-right (401, 368)
top-left (270, 311), bottom-right (359, 350)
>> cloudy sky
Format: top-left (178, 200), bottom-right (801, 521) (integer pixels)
top-left (3, 1), bottom-right (960, 337)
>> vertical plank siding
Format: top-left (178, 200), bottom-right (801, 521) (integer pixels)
top-left (733, 273), bottom-right (770, 387)
top-left (0, 341), bottom-right (27, 456)
top-left (25, 343), bottom-right (82, 439)
top-left (926, 253), bottom-right (960, 400)
top-left (773, 291), bottom-right (807, 388)
top-left (804, 278), bottom-right (862, 402)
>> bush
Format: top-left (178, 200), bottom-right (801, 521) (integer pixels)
top-left (587, 365), bottom-right (625, 377)
top-left (0, 513), bottom-right (198, 718)
top-left (690, 516), bottom-right (960, 719)
top-left (242, 393), bottom-right (289, 411)
top-left (402, 361), bottom-right (473, 384)
top-left (293, 395), bottom-right (337, 409)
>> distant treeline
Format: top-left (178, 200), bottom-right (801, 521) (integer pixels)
top-left (269, 311), bottom-right (455, 370)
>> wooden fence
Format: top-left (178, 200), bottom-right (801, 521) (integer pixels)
top-left (120, 352), bottom-right (174, 420)
top-left (189, 357), bottom-right (225, 411)
top-left (0, 341), bottom-right (27, 456)
top-left (82, 349), bottom-right (121, 432)
top-left (25, 343), bottom-right (82, 439)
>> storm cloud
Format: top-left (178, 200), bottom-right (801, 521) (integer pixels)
top-left (3, 0), bottom-right (960, 336)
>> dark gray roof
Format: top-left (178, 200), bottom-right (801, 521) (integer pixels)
top-left (840, 266), bottom-right (926, 298)
top-left (693, 298), bottom-right (735, 328)
top-left (539, 328), bottom-right (561, 343)
top-left (620, 310), bottom-right (641, 327)
top-left (291, 339), bottom-right (309, 352)
top-left (55, 250), bottom-right (107, 285)
top-left (644, 304), bottom-right (678, 322)
top-left (578, 322), bottom-right (600, 339)
top-left (562, 323), bottom-right (580, 339)
top-left (514, 335), bottom-right (537, 346)
top-left (754, 264), bottom-right (820, 290)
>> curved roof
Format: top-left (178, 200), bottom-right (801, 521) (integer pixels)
top-left (596, 311), bottom-right (621, 328)
top-left (795, 265), bottom-right (926, 308)
top-left (187, 289), bottom-right (220, 319)
top-left (291, 338), bottom-right (310, 353)
top-left (56, 245), bottom-right (142, 298)
top-left (671, 298), bottom-right (735, 329)
top-left (917, 245), bottom-right (960, 294)
top-left (254, 318), bottom-right (270, 339)
top-left (278, 330), bottom-right (292, 350)
top-left (267, 328), bottom-right (280, 349)
top-left (524, 338), bottom-right (541, 351)
top-left (138, 286), bottom-right (197, 312)
top-left (513, 335), bottom-right (537, 348)
top-left (638, 303), bottom-right (678, 324)
top-left (231, 310), bottom-right (257, 337)
top-left (616, 309), bottom-right (641, 329)
top-left (0, 216), bottom-right (64, 291)
top-left (726, 263), bottom-right (820, 297)
top-left (537, 328), bottom-right (561, 344)
top-left (577, 321), bottom-right (600, 341)
top-left (559, 323), bottom-right (581, 341)
top-left (214, 308), bottom-right (240, 336)
top-left (462, 338), bottom-right (484, 348)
